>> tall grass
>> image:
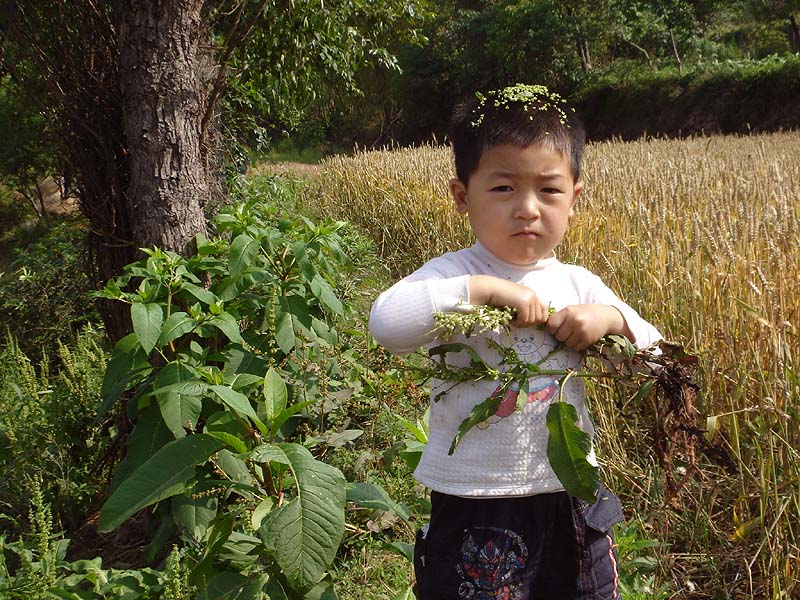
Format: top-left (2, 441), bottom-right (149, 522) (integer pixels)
top-left (313, 132), bottom-right (800, 598)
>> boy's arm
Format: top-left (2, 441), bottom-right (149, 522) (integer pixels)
top-left (369, 274), bottom-right (471, 354)
top-left (468, 275), bottom-right (551, 326)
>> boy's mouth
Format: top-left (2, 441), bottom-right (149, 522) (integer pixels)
top-left (513, 230), bottom-right (539, 238)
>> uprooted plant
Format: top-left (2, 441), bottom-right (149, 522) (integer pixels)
top-left (408, 305), bottom-right (734, 502)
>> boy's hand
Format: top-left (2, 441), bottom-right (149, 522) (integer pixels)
top-left (545, 304), bottom-right (633, 351)
top-left (469, 275), bottom-right (550, 326)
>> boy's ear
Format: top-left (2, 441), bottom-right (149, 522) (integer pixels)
top-left (450, 178), bottom-right (468, 214)
top-left (568, 180), bottom-right (583, 219)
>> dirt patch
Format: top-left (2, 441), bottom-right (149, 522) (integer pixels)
top-left (19, 176), bottom-right (81, 216)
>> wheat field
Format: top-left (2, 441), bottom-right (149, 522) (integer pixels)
top-left (313, 132), bottom-right (800, 598)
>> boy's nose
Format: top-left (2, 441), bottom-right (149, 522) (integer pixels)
top-left (515, 193), bottom-right (541, 219)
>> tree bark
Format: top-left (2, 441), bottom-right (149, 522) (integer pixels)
top-left (789, 13), bottom-right (800, 54)
top-left (113, 0), bottom-right (211, 255)
top-left (577, 33), bottom-right (592, 71)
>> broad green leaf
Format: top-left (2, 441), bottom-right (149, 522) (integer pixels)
top-left (246, 443), bottom-right (291, 465)
top-left (310, 274), bottom-right (343, 316)
top-left (259, 443), bottom-right (346, 593)
top-left (206, 430), bottom-right (248, 455)
top-left (98, 333), bottom-right (150, 417)
top-left (181, 282), bottom-right (218, 305)
top-left (319, 429), bottom-right (363, 447)
top-left (263, 367), bottom-right (288, 421)
top-left (223, 343), bottom-right (268, 378)
top-left (172, 493), bottom-right (218, 540)
top-left (429, 343), bottom-right (489, 368)
top-left (346, 482), bottom-right (410, 521)
top-left (396, 413), bottom-right (428, 444)
top-left (251, 497), bottom-right (276, 530)
top-left (196, 571), bottom-right (251, 600)
top-left (275, 310), bottom-right (295, 353)
top-left (448, 393), bottom-right (504, 455)
top-left (302, 577), bottom-right (337, 600)
top-left (210, 385), bottom-right (267, 435)
top-left (545, 402), bottom-right (599, 503)
top-left (154, 362), bottom-right (203, 438)
top-left (132, 302), bottom-right (163, 354)
top-left (215, 449), bottom-right (254, 486)
top-left (207, 313), bottom-right (244, 343)
top-left (226, 373), bottom-right (263, 390)
top-left (158, 312), bottom-right (195, 346)
top-left (205, 411), bottom-right (249, 454)
top-left (98, 434), bottom-right (221, 532)
top-left (384, 541), bottom-right (414, 562)
top-left (229, 234), bottom-right (261, 277)
top-left (112, 405), bottom-right (172, 491)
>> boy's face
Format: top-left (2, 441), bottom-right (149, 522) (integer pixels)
top-left (450, 143), bottom-right (582, 265)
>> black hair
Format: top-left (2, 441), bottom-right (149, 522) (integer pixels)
top-left (448, 87), bottom-right (586, 185)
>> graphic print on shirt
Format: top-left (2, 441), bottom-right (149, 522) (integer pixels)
top-left (457, 526), bottom-right (528, 600)
top-left (478, 331), bottom-right (577, 429)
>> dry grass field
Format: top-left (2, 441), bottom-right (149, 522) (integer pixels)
top-left (312, 132), bottom-right (800, 598)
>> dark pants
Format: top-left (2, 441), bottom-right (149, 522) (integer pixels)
top-left (413, 485), bottom-right (624, 600)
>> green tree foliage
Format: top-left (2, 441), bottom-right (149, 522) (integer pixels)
top-left (0, 76), bottom-right (56, 219)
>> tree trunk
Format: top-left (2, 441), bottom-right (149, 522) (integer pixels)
top-left (789, 13), bottom-right (800, 54)
top-left (113, 0), bottom-right (211, 255)
top-left (577, 34), bottom-right (592, 71)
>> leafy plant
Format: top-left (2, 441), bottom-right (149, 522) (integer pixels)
top-left (0, 326), bottom-right (108, 530)
top-left (93, 199), bottom-right (376, 597)
top-left (0, 219), bottom-right (98, 358)
top-left (414, 306), bottom-right (730, 503)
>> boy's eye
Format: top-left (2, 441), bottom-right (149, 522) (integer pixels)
top-left (491, 185), bottom-right (512, 192)
top-left (541, 187), bottom-right (562, 194)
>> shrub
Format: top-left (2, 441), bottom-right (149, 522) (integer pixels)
top-left (0, 219), bottom-right (98, 358)
top-left (0, 326), bottom-right (109, 531)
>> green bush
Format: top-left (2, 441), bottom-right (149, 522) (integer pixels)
top-left (0, 326), bottom-right (109, 531)
top-left (0, 219), bottom-right (98, 358)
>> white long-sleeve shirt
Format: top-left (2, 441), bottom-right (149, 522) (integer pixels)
top-left (369, 242), bottom-right (662, 497)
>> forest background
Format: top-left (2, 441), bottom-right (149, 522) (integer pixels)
top-left (0, 0), bottom-right (798, 599)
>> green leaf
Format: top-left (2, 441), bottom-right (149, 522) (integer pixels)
top-left (181, 282), bottom-right (218, 305)
top-left (229, 234), bottom-right (261, 276)
top-left (172, 493), bottom-right (218, 540)
top-left (98, 333), bottom-right (151, 417)
top-left (205, 411), bottom-right (249, 454)
top-left (545, 402), bottom-right (599, 503)
top-left (207, 312), bottom-right (244, 343)
top-left (206, 430), bottom-right (248, 455)
top-left (515, 378), bottom-right (529, 413)
top-left (275, 310), bottom-right (295, 353)
top-left (158, 312), bottom-right (195, 346)
top-left (132, 302), bottom-right (164, 354)
top-left (310, 274), bottom-right (343, 316)
top-left (154, 363), bottom-right (203, 438)
top-left (259, 443), bottom-right (346, 593)
top-left (263, 368), bottom-right (288, 422)
top-left (429, 343), bottom-right (489, 368)
top-left (448, 393), bottom-right (504, 455)
top-left (98, 434), bottom-right (221, 532)
top-left (302, 577), bottom-right (338, 600)
top-left (210, 385), bottom-right (267, 435)
top-left (247, 443), bottom-right (291, 465)
top-left (196, 571), bottom-right (251, 600)
top-left (114, 405), bottom-right (173, 490)
top-left (346, 482), bottom-right (410, 521)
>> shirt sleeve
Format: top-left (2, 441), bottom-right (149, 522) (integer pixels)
top-left (369, 272), bottom-right (471, 355)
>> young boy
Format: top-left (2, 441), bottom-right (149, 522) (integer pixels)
top-left (369, 85), bottom-right (662, 600)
